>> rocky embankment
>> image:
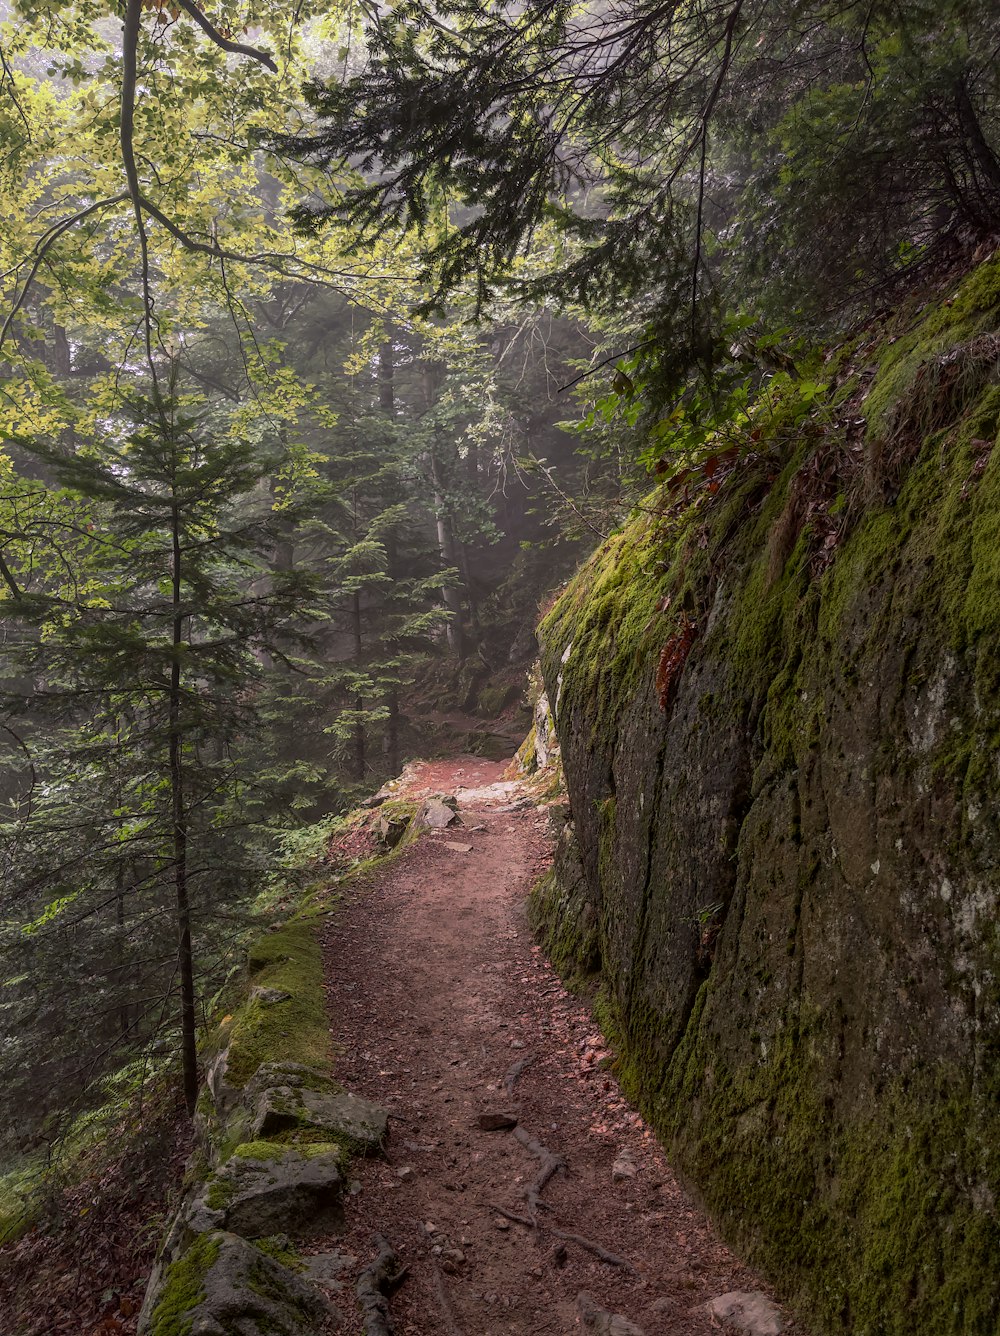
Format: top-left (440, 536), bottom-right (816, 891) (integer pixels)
top-left (532, 258), bottom-right (1000, 1335)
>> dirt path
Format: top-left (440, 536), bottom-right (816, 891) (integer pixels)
top-left (313, 757), bottom-right (794, 1335)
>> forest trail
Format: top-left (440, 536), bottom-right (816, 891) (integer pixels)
top-left (312, 757), bottom-right (797, 1336)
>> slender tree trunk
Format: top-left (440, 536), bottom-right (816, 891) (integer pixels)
top-left (351, 588), bottom-right (365, 784)
top-left (116, 865), bottom-right (129, 1039)
top-left (170, 491), bottom-right (198, 1117)
top-left (380, 337), bottom-right (402, 775)
top-left (422, 363), bottom-right (467, 660)
top-left (429, 434), bottom-right (466, 659)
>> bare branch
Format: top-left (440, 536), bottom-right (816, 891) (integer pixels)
top-left (174, 0), bottom-right (278, 73)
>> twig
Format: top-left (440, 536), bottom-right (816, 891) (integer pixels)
top-left (357, 1234), bottom-right (408, 1336)
top-left (550, 1228), bottom-right (636, 1273)
top-left (503, 1051), bottom-right (537, 1097)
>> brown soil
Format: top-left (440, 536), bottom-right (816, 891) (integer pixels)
top-left (314, 756), bottom-right (798, 1335)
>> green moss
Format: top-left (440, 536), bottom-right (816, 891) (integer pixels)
top-left (528, 868), bottom-right (599, 986)
top-left (223, 916), bottom-right (332, 1090)
top-left (230, 1138), bottom-right (346, 1165)
top-left (0, 1159), bottom-right (41, 1244)
top-left (534, 256), bottom-right (1000, 1336)
top-left (252, 1235), bottom-right (305, 1273)
top-left (148, 1233), bottom-right (222, 1336)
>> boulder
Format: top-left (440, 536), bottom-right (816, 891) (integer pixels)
top-left (213, 1148), bottom-right (344, 1239)
top-left (250, 1082), bottom-right (388, 1155)
top-left (419, 796), bottom-right (459, 828)
top-left (140, 1230), bottom-right (335, 1336)
top-left (577, 1291), bottom-right (645, 1335)
top-left (706, 1291), bottom-right (785, 1335)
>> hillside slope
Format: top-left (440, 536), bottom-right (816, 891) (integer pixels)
top-left (532, 258), bottom-right (1000, 1334)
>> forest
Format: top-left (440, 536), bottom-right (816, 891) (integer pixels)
top-left (1, 0), bottom-right (999, 1333)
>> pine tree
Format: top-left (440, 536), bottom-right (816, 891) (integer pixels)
top-left (0, 369), bottom-right (320, 1117)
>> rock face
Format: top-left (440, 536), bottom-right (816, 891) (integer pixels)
top-left (533, 263), bottom-right (1000, 1334)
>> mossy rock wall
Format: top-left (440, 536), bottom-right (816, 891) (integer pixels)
top-left (537, 260), bottom-right (1000, 1336)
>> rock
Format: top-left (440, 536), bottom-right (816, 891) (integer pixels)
top-left (477, 1112), bottom-right (518, 1131)
top-left (250, 1082), bottom-right (388, 1154)
top-left (244, 1061), bottom-right (326, 1098)
top-left (612, 1149), bottom-right (637, 1182)
top-left (303, 1249), bottom-right (355, 1287)
top-left (397, 1165), bottom-right (415, 1181)
top-left (443, 841), bottom-right (473, 853)
top-left (213, 1147), bottom-right (344, 1239)
top-left (250, 986), bottom-right (292, 1006)
top-left (577, 1290), bottom-right (645, 1335)
top-left (376, 812), bottom-right (410, 847)
top-left (645, 1296), bottom-right (676, 1315)
top-left (706, 1291), bottom-right (785, 1335)
top-left (204, 1045), bottom-right (238, 1121)
top-left (140, 1230), bottom-right (333, 1336)
top-left (420, 796), bottom-right (458, 828)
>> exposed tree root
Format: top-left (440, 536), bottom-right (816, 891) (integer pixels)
top-left (503, 1051), bottom-right (537, 1096)
top-left (432, 1264), bottom-right (467, 1336)
top-left (550, 1228), bottom-right (637, 1273)
top-left (488, 1203), bottom-right (537, 1229)
top-left (357, 1234), bottom-right (408, 1336)
top-left (512, 1125), bottom-right (565, 1216)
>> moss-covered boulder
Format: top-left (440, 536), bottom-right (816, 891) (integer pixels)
top-left (140, 1230), bottom-right (333, 1336)
top-left (245, 1062), bottom-right (387, 1154)
top-left (537, 260), bottom-right (1000, 1335)
top-left (207, 1146), bottom-right (344, 1239)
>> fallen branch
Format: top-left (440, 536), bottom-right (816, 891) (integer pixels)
top-left (503, 1051), bottom-right (537, 1097)
top-left (550, 1228), bottom-right (636, 1273)
top-left (357, 1234), bottom-right (408, 1336)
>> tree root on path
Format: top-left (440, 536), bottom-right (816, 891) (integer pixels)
top-left (483, 1203), bottom-right (637, 1274)
top-left (488, 1203), bottom-right (537, 1229)
top-left (549, 1228), bottom-right (637, 1273)
top-left (504, 1051), bottom-right (537, 1096)
top-left (357, 1234), bottom-right (408, 1336)
top-left (432, 1265), bottom-right (467, 1336)
top-left (512, 1125), bottom-right (565, 1216)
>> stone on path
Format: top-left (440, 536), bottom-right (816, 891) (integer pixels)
top-left (577, 1290), bottom-right (645, 1335)
top-left (420, 796), bottom-right (459, 828)
top-left (477, 1111), bottom-right (518, 1131)
top-left (612, 1148), bottom-right (637, 1182)
top-left (707, 1290), bottom-right (785, 1335)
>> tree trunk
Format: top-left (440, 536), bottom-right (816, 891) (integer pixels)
top-left (170, 491), bottom-right (199, 1117)
top-left (351, 588), bottom-right (365, 784)
top-left (381, 337), bottom-right (402, 773)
